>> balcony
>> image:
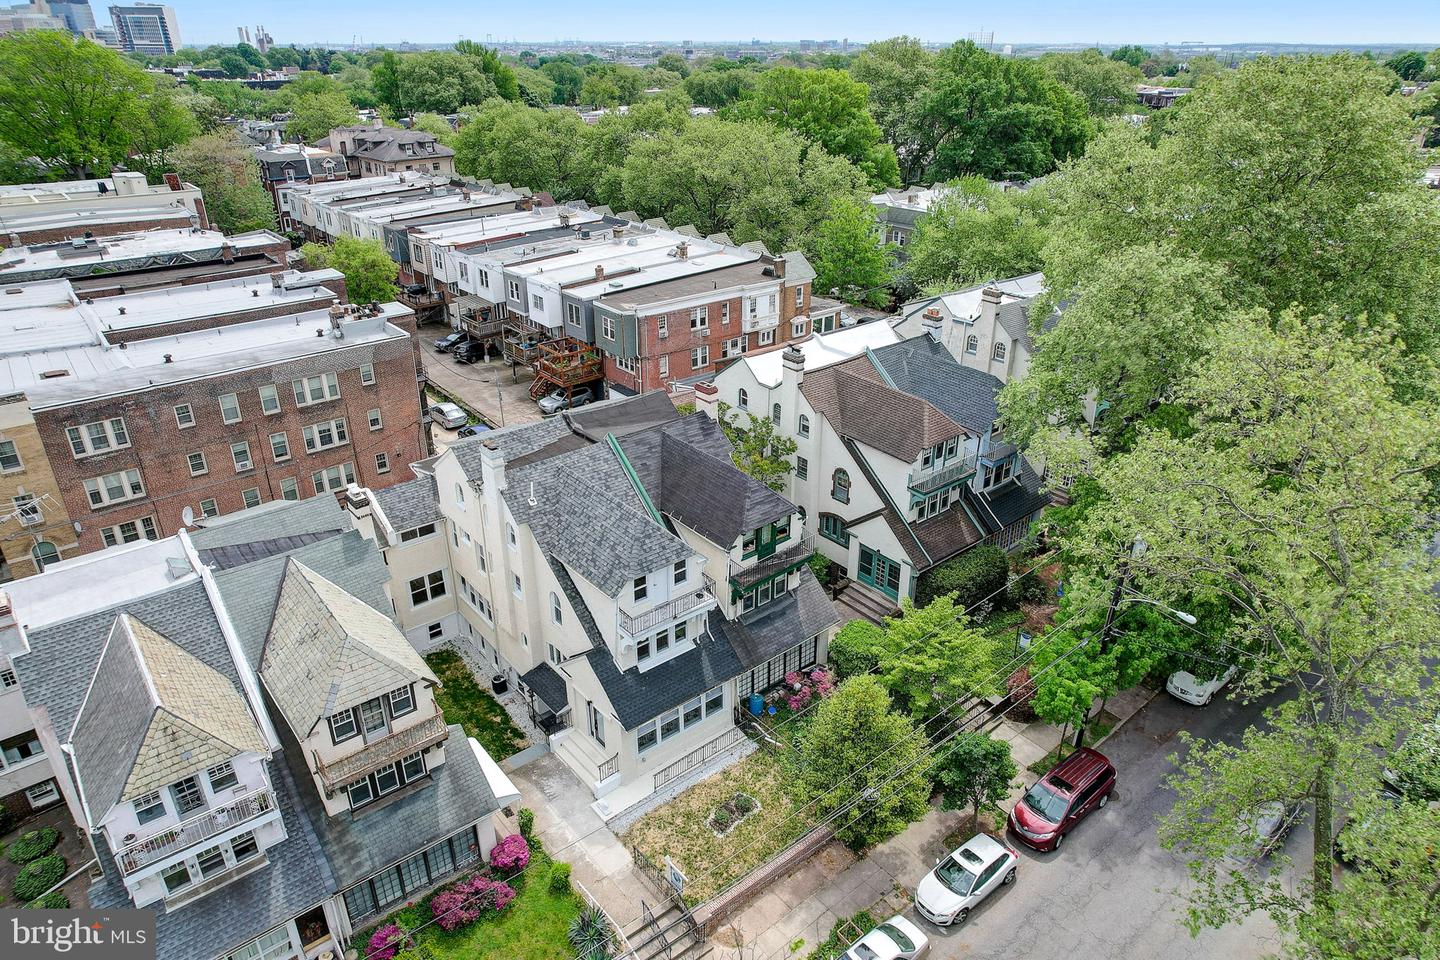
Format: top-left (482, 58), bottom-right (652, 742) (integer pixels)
top-left (315, 712), bottom-right (450, 792)
top-left (618, 575), bottom-right (716, 637)
top-left (730, 535), bottom-right (814, 588)
top-left (742, 312), bottom-right (780, 333)
top-left (908, 454), bottom-right (979, 495)
top-left (115, 787), bottom-right (276, 876)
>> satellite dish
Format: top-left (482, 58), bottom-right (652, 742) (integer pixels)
top-left (181, 505), bottom-right (195, 527)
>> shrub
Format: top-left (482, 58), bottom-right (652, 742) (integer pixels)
top-left (829, 620), bottom-right (885, 679)
top-left (13, 854), bottom-right (67, 903)
top-left (568, 904), bottom-right (615, 960)
top-left (711, 808), bottom-right (733, 831)
top-left (807, 551), bottom-right (832, 585)
top-left (1008, 569), bottom-right (1049, 605)
top-left (432, 874), bottom-right (517, 930)
top-left (734, 794), bottom-right (756, 814)
top-left (916, 545), bottom-right (1010, 610)
top-left (1006, 667), bottom-right (1038, 721)
top-left (489, 833), bottom-right (530, 873)
top-left (549, 861), bottom-right (572, 895)
top-left (518, 807), bottom-right (536, 839)
top-left (7, 827), bottom-right (61, 864)
top-left (0, 802), bottom-right (10, 836)
top-left (366, 923), bottom-right (408, 960)
top-left (26, 891), bottom-right (70, 909)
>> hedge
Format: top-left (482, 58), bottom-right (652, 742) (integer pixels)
top-left (26, 891), bottom-right (70, 909)
top-left (916, 545), bottom-right (1009, 610)
top-left (828, 620), bottom-right (885, 679)
top-left (7, 827), bottom-right (61, 864)
top-left (14, 854), bottom-right (66, 902)
top-left (548, 861), bottom-right (572, 895)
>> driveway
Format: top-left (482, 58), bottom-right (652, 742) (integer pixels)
top-left (420, 349), bottom-right (544, 429)
top-left (919, 691), bottom-right (1289, 960)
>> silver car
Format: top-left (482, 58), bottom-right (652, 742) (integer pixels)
top-left (915, 833), bottom-right (1018, 926)
top-left (427, 402), bottom-right (468, 430)
top-left (537, 386), bottom-right (594, 416)
top-left (842, 915), bottom-right (928, 960)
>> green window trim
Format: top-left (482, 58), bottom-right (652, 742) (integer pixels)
top-left (819, 514), bottom-right (850, 547)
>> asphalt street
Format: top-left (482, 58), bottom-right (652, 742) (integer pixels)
top-left (915, 690), bottom-right (1294, 960)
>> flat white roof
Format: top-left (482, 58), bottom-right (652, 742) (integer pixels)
top-left (0, 177), bottom-right (118, 199)
top-left (869, 184), bottom-right (951, 213)
top-left (90, 269), bottom-right (344, 332)
top-left (4, 536), bottom-right (196, 634)
top-left (288, 172), bottom-right (448, 202)
top-left (897, 273), bottom-right (1046, 326)
top-left (414, 207), bottom-right (603, 247)
top-left (0, 203), bottom-right (196, 233)
top-left (740, 323), bottom-right (903, 388)
top-left (0, 228), bottom-right (283, 276)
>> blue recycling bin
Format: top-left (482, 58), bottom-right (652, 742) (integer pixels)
top-left (747, 693), bottom-right (764, 717)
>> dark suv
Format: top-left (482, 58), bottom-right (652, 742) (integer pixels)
top-left (1008, 747), bottom-right (1116, 852)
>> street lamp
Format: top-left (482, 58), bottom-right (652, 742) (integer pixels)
top-left (1118, 594), bottom-right (1197, 625)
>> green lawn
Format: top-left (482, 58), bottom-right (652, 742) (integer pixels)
top-left (425, 650), bottom-right (528, 759)
top-left (415, 854), bottom-right (580, 960)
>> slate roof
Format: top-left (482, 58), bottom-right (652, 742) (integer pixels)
top-left (196, 531), bottom-right (343, 570)
top-left (802, 358), bottom-right (967, 463)
top-left (347, 129), bottom-right (455, 163)
top-left (566, 390), bottom-right (681, 441)
top-left (869, 337), bottom-right (1003, 434)
top-left (723, 572), bottom-right (839, 670)
top-left (260, 561), bottom-right (435, 737)
top-left (372, 474), bottom-right (441, 533)
top-left (842, 437), bottom-right (983, 572)
top-left (519, 663), bottom-right (569, 714)
top-left (190, 495), bottom-right (351, 550)
top-left (449, 417), bottom-right (573, 482)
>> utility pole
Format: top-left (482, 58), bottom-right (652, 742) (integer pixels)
top-left (1074, 558), bottom-right (1130, 751)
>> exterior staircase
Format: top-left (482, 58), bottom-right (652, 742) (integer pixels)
top-left (831, 579), bottom-right (901, 625)
top-left (621, 902), bottom-right (712, 960)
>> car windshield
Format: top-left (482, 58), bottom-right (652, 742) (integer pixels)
top-left (849, 944), bottom-right (880, 960)
top-left (877, 923), bottom-right (914, 952)
top-left (933, 855), bottom-right (978, 896)
top-left (1022, 782), bottom-right (1069, 823)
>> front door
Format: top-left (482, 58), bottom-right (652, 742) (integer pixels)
top-left (756, 523), bottom-right (777, 560)
top-left (857, 546), bottom-right (902, 600)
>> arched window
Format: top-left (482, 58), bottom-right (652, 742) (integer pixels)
top-left (965, 335), bottom-right (979, 355)
top-left (550, 591), bottom-right (563, 625)
top-left (771, 403), bottom-right (781, 425)
top-left (737, 388), bottom-right (749, 410)
top-left (992, 341), bottom-right (1008, 361)
top-left (797, 414), bottom-right (810, 438)
top-left (31, 541), bottom-right (58, 572)
top-left (831, 469), bottom-right (851, 504)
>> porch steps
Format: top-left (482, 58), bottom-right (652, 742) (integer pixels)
top-left (831, 580), bottom-right (900, 625)
top-left (621, 903), bottom-right (712, 960)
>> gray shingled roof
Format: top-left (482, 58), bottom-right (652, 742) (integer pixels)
top-left (372, 474), bottom-right (440, 533)
top-left (519, 663), bottom-right (569, 714)
top-left (189, 494), bottom-right (349, 550)
top-left (974, 458), bottom-right (1052, 532)
top-left (723, 572), bottom-right (839, 670)
top-left (449, 417), bottom-right (574, 482)
top-left (566, 390), bottom-right (680, 441)
top-left (870, 337), bottom-right (1003, 434)
top-left (196, 531), bottom-right (344, 570)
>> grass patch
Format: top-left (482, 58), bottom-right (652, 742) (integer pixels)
top-left (624, 750), bottom-right (814, 904)
top-left (415, 853), bottom-right (580, 960)
top-left (804, 909), bottom-right (877, 960)
top-left (425, 650), bottom-right (528, 759)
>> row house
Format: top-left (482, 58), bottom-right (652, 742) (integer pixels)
top-left (349, 391), bottom-right (840, 818)
top-left (6, 494), bottom-right (519, 960)
top-left (868, 180), bottom-right (1039, 257)
top-left (319, 124), bottom-right (457, 179)
top-left (20, 301), bottom-right (423, 555)
top-left (706, 327), bottom-right (1051, 617)
top-left (0, 228), bottom-right (290, 299)
top-left (0, 171), bottom-right (208, 247)
top-left (0, 597), bottom-right (61, 823)
top-left (893, 273), bottom-right (1050, 385)
top-left (279, 172), bottom-right (456, 244)
top-left (251, 145), bottom-right (348, 231)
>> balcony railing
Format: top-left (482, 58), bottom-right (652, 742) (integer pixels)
top-left (908, 454), bottom-right (979, 495)
top-left (598, 754), bottom-right (619, 782)
top-left (730, 535), bottom-right (814, 587)
top-left (314, 712), bottom-right (450, 791)
top-left (115, 787), bottom-right (276, 876)
top-left (618, 575), bottom-right (716, 637)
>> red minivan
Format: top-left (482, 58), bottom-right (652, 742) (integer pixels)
top-left (1008, 747), bottom-right (1117, 852)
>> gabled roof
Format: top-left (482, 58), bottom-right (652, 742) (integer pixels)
top-left (69, 615), bottom-right (267, 818)
top-left (372, 474), bottom-right (440, 532)
top-left (260, 561), bottom-right (435, 737)
top-left (869, 337), bottom-right (1003, 434)
top-left (802, 357), bottom-right (968, 463)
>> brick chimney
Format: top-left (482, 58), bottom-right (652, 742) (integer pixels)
top-left (921, 306), bottom-right (943, 341)
top-left (594, 265), bottom-right (605, 282)
top-left (773, 256), bottom-right (786, 279)
top-left (694, 380), bottom-right (719, 420)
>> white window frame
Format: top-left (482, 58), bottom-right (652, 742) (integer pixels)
top-left (231, 441), bottom-right (253, 472)
top-left (187, 451), bottom-right (208, 476)
top-left (302, 417), bottom-right (350, 454)
top-left (174, 404), bottom-right (195, 429)
top-left (100, 516), bottom-right (157, 548)
top-left (311, 462), bottom-right (355, 493)
top-left (84, 468), bottom-right (144, 508)
top-left (258, 384), bottom-right (281, 415)
top-left (280, 478), bottom-right (299, 501)
top-left (66, 418), bottom-right (130, 458)
top-left (269, 432), bottom-right (290, 462)
top-left (0, 439), bottom-right (22, 473)
top-left (375, 452), bottom-right (390, 474)
top-left (292, 372), bottom-right (340, 408)
top-left (220, 393), bottom-right (242, 425)
top-left (368, 408), bottom-right (383, 431)
top-left (360, 363), bottom-right (375, 385)
top-left (758, 329), bottom-right (776, 346)
top-left (242, 487), bottom-right (262, 509)
top-left (200, 498), bottom-right (219, 518)
top-left (690, 346), bottom-right (709, 370)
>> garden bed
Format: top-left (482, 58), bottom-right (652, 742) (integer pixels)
top-left (708, 793), bottom-right (761, 835)
top-left (425, 650), bottom-right (528, 759)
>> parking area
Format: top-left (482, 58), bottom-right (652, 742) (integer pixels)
top-left (420, 344), bottom-right (546, 430)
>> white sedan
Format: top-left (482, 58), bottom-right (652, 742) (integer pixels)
top-left (914, 833), bottom-right (1018, 926)
top-left (427, 402), bottom-right (468, 430)
top-left (842, 915), bottom-right (929, 960)
top-left (1166, 663), bottom-right (1239, 706)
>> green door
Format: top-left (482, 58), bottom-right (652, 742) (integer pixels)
top-left (857, 545), bottom-right (902, 600)
top-left (755, 523), bottom-right (776, 560)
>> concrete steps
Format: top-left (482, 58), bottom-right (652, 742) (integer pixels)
top-left (831, 580), bottom-right (900, 625)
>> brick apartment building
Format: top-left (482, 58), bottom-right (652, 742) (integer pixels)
top-left (0, 171), bottom-right (208, 248)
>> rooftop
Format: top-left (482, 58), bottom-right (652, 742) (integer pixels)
top-left (0, 203), bottom-right (196, 235)
top-left (736, 323), bottom-right (903, 388)
top-left (412, 206), bottom-right (603, 248)
top-left (0, 228), bottom-right (284, 283)
top-left (594, 251), bottom-right (811, 311)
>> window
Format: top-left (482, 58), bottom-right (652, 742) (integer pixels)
top-left (347, 778), bottom-right (374, 809)
top-left (831, 469), bottom-right (850, 504)
top-left (84, 469), bottom-right (144, 508)
top-left (720, 301), bottom-right (731, 323)
top-left (231, 441), bottom-right (253, 472)
top-left (531, 293), bottom-right (544, 311)
top-left (796, 455), bottom-right (808, 480)
top-left (231, 832), bottom-right (260, 864)
top-left (637, 720), bottom-right (658, 753)
top-left (512, 573), bottom-right (523, 597)
top-left (636, 634), bottom-right (651, 661)
top-left (507, 279), bottom-right (521, 302)
top-left (794, 287), bottom-right (804, 309)
top-left (360, 363), bottom-right (375, 385)
top-left (820, 513), bottom-right (850, 546)
top-left (792, 318), bottom-right (807, 338)
top-left (312, 462), bottom-right (355, 493)
top-left (360, 698), bottom-right (387, 739)
top-left (292, 372), bottom-right (340, 407)
top-left (550, 591), bottom-right (563, 625)
top-left (963, 335), bottom-right (979, 356)
top-left (690, 306), bottom-right (707, 330)
top-left (100, 517), bottom-right (157, 547)
top-left (771, 403), bottom-right (781, 425)
top-left (690, 345), bottom-right (709, 370)
top-left (66, 417), bottom-right (129, 457)
top-left (741, 571), bottom-right (792, 613)
top-left (705, 685), bottom-right (724, 716)
top-left (329, 709), bottom-right (358, 744)
top-left (587, 701), bottom-right (606, 748)
top-left (162, 862), bottom-right (192, 894)
top-left (507, 523), bottom-right (517, 548)
top-left (134, 790), bottom-right (166, 825)
top-left (185, 451), bottom-right (208, 476)
top-left (389, 685), bottom-right (416, 717)
top-left (737, 388), bottom-right (749, 410)
top-left (656, 315), bottom-right (668, 339)
top-left (409, 570), bottom-right (446, 606)
top-left (268, 432), bottom-right (290, 462)
top-left (915, 487), bottom-right (953, 522)
top-left (683, 696), bottom-right (702, 727)
top-left (368, 408), bottom-right (383, 431)
top-left (220, 393), bottom-right (242, 424)
top-left (0, 439), bottom-right (20, 472)
top-left (401, 752), bottom-right (426, 782)
top-left (280, 478), bottom-right (299, 501)
top-left (984, 457), bottom-right (1015, 488)
top-left (566, 302), bottom-right (582, 328)
top-left (12, 493), bottom-right (39, 526)
top-left (208, 761), bottom-right (239, 793)
top-left (633, 575), bottom-right (648, 602)
top-left (0, 668), bottom-right (15, 689)
top-left (758, 329), bottom-right (775, 346)
top-left (200, 498), bottom-right (219, 518)
top-left (798, 414), bottom-right (810, 437)
top-left (659, 707), bottom-right (681, 741)
top-left (673, 559), bottom-right (687, 586)
top-left (601, 315), bottom-right (615, 340)
top-left (258, 384), bottom-right (281, 415)
top-left (242, 488), bottom-right (262, 509)
top-left (174, 404), bottom-right (195, 429)
top-left (171, 775), bottom-right (205, 815)
top-left (399, 523), bottom-right (437, 542)
top-left (722, 336), bottom-right (745, 359)
top-left (375, 452), bottom-right (390, 474)
top-left (302, 417), bottom-right (349, 453)
top-left (658, 355), bottom-right (670, 378)
top-left (548, 643), bottom-right (562, 666)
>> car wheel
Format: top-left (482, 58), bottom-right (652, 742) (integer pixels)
top-left (1002, 867), bottom-right (1016, 885)
top-left (955, 907), bottom-right (969, 925)
top-left (1098, 791), bottom-right (1110, 809)
top-left (1052, 833), bottom-right (1064, 850)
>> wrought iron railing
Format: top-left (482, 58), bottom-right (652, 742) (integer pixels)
top-left (908, 454), bottom-right (979, 495)
top-left (729, 535), bottom-right (814, 586)
top-left (618, 575), bottom-right (716, 637)
top-left (116, 787), bottom-right (276, 875)
top-left (314, 712), bottom-right (449, 791)
top-left (652, 725), bottom-right (749, 791)
top-left (598, 754), bottom-right (619, 782)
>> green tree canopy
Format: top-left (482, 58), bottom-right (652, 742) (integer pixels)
top-left (300, 236), bottom-right (399, 304)
top-left (286, 89), bottom-right (357, 143)
top-left (809, 198), bottom-right (892, 307)
top-left (170, 133), bottom-right (276, 234)
top-left (876, 595), bottom-right (1000, 723)
top-left (904, 177), bottom-right (1049, 294)
top-left (541, 60), bottom-right (585, 105)
top-left (1039, 49), bottom-right (1144, 116)
top-left (714, 401), bottom-right (798, 492)
top-left (1109, 45), bottom-right (1149, 68)
top-left (453, 101), bottom-right (594, 202)
top-left (1384, 49), bottom-right (1427, 80)
top-left (393, 52), bottom-right (499, 115)
top-left (935, 733), bottom-right (1018, 832)
top-left (683, 66), bottom-right (758, 108)
top-left (454, 40), bottom-right (520, 101)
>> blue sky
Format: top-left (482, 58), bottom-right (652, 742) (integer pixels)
top-left (178, 1), bottom-right (1438, 48)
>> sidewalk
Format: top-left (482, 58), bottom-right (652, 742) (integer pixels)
top-left (709, 683), bottom-right (1160, 960)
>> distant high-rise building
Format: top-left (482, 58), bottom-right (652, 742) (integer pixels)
top-left (46, 0), bottom-right (95, 33)
top-left (0, 0), bottom-right (65, 36)
top-left (254, 23), bottom-right (272, 54)
top-left (108, 2), bottom-right (179, 55)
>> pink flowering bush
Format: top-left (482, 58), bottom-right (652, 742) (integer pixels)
top-left (489, 833), bottom-right (531, 873)
top-left (366, 923), bottom-right (408, 960)
top-left (431, 875), bottom-right (517, 931)
top-left (782, 667), bottom-right (838, 711)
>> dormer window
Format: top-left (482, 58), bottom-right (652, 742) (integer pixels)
top-left (134, 790), bottom-right (166, 825)
top-left (207, 761), bottom-right (239, 793)
top-left (388, 685), bottom-right (415, 718)
top-left (633, 575), bottom-right (648, 603)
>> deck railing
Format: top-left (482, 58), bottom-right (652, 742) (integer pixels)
top-left (115, 787), bottom-right (275, 876)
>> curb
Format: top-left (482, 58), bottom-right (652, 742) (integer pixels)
top-left (1091, 686), bottom-right (1163, 749)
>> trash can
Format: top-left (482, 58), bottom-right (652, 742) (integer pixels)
top-left (747, 693), bottom-right (764, 717)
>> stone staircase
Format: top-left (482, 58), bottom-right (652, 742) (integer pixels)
top-left (831, 580), bottom-right (900, 625)
top-left (622, 902), bottom-right (712, 960)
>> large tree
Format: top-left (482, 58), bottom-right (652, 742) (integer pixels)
top-left (452, 101), bottom-right (594, 202)
top-left (170, 133), bottom-right (276, 234)
top-left (714, 401), bottom-right (798, 492)
top-left (1039, 49), bottom-right (1144, 116)
top-left (875, 595), bottom-right (1000, 724)
top-left (300, 236), bottom-right (399, 304)
top-left (935, 733), bottom-right (1018, 833)
top-left (904, 177), bottom-right (1049, 294)
top-left (809, 197), bottom-right (892, 307)
top-left (393, 52), bottom-right (498, 115)
top-left (286, 89), bottom-right (357, 143)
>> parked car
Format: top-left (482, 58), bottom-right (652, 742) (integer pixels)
top-left (427, 402), bottom-right (468, 430)
top-left (457, 422), bottom-right (492, 438)
top-left (454, 340), bottom-right (487, 364)
top-left (841, 915), bottom-right (928, 960)
top-left (1382, 717), bottom-right (1440, 802)
top-left (1238, 800), bottom-right (1303, 857)
top-left (914, 832), bottom-right (1018, 926)
top-left (1008, 747), bottom-right (1117, 852)
top-left (1166, 663), bottom-right (1240, 706)
top-left (537, 385), bottom-right (595, 415)
top-left (434, 331), bottom-right (467, 352)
